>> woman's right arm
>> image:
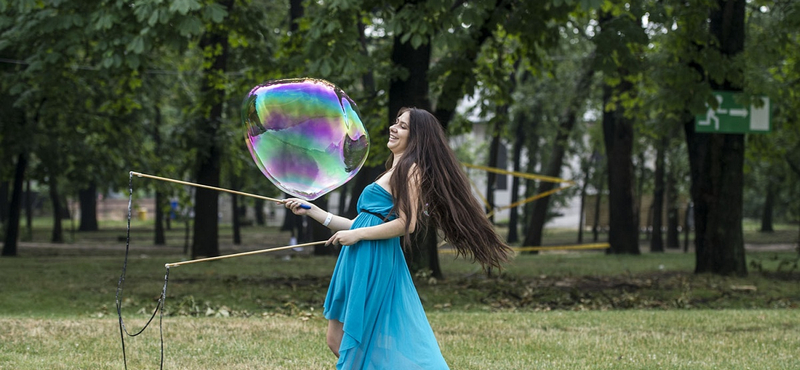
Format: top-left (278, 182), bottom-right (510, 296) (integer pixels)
top-left (279, 198), bottom-right (354, 231)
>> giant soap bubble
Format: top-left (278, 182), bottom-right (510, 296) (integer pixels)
top-left (243, 78), bottom-right (370, 201)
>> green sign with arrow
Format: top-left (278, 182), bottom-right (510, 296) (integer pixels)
top-left (695, 91), bottom-right (771, 133)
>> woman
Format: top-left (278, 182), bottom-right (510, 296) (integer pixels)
top-left (281, 107), bottom-right (511, 369)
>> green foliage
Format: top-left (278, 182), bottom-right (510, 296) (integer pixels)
top-left (2, 0), bottom-right (799, 254)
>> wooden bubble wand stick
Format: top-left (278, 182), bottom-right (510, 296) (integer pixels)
top-left (129, 171), bottom-right (311, 209)
top-left (164, 240), bottom-right (327, 268)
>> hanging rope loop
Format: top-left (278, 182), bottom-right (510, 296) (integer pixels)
top-left (116, 171), bottom-right (327, 369)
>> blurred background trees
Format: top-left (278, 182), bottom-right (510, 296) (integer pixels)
top-left (2, 0), bottom-right (798, 277)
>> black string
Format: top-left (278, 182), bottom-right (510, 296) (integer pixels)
top-left (115, 171), bottom-right (171, 369)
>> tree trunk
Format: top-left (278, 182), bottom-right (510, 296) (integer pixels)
top-left (651, 138), bottom-right (666, 252)
top-left (523, 127), bottom-right (570, 247)
top-left (592, 171), bottom-right (604, 243)
top-left (254, 198), bottom-right (265, 226)
top-left (192, 143), bottom-right (222, 258)
top-left (191, 0), bottom-right (233, 258)
top-left (577, 160), bottom-right (591, 244)
top-left (388, 36), bottom-right (431, 119)
top-left (184, 216), bottom-right (191, 255)
top-left (602, 83), bottom-right (640, 255)
top-left (0, 180), bottom-right (8, 224)
top-left (407, 224), bottom-right (442, 279)
top-left (153, 104), bottom-right (166, 244)
top-left (785, 155), bottom-right (800, 253)
top-left (485, 124), bottom-right (501, 223)
top-left (636, 152), bottom-right (647, 240)
top-left (24, 179), bottom-right (33, 241)
top-left (230, 174), bottom-right (242, 246)
top-left (666, 168), bottom-right (680, 249)
top-left (507, 114), bottom-right (525, 244)
top-left (522, 122), bottom-right (541, 238)
top-left (2, 153), bottom-right (27, 256)
top-left (684, 202), bottom-right (692, 252)
top-left (337, 184), bottom-right (348, 217)
top-left (289, 0), bottom-right (303, 32)
top-left (155, 191), bottom-right (166, 245)
top-left (166, 204), bottom-right (172, 231)
top-left (49, 177), bottom-right (64, 243)
top-left (78, 183), bottom-right (99, 231)
top-left (685, 126), bottom-right (746, 274)
top-left (687, 0), bottom-right (747, 276)
top-left (232, 192), bottom-right (241, 245)
top-left (485, 59), bottom-right (513, 224)
top-left (760, 180), bottom-right (775, 232)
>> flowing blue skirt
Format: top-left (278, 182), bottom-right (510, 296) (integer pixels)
top-left (323, 184), bottom-right (449, 369)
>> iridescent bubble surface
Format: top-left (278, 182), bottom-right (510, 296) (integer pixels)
top-left (243, 78), bottom-right (370, 200)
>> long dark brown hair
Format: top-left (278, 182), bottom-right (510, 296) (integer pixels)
top-left (384, 107), bottom-right (511, 271)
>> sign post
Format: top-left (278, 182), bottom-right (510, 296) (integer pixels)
top-left (695, 91), bottom-right (771, 133)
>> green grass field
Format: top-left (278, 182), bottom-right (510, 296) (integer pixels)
top-left (2, 310), bottom-right (798, 369)
top-left (0, 222), bottom-right (798, 369)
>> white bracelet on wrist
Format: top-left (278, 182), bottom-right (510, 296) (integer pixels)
top-left (322, 212), bottom-right (333, 227)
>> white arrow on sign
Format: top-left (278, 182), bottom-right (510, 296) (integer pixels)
top-left (729, 108), bottom-right (748, 117)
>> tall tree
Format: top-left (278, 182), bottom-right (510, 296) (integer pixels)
top-left (524, 51), bottom-right (596, 248)
top-left (685, 0), bottom-right (747, 275)
top-left (2, 153), bottom-right (26, 256)
top-left (759, 167), bottom-right (780, 233)
top-left (485, 122), bottom-right (502, 224)
top-left (78, 184), bottom-right (99, 232)
top-left (47, 176), bottom-right (65, 243)
top-left (152, 104), bottom-right (167, 245)
top-left (0, 54), bottom-right (27, 255)
top-left (665, 126), bottom-right (685, 250)
top-left (596, 7), bottom-right (646, 255)
top-left (650, 136), bottom-right (667, 252)
top-left (191, 0), bottom-right (235, 258)
top-left (506, 102), bottom-right (528, 244)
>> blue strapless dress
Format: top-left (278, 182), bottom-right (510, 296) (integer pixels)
top-left (323, 183), bottom-right (449, 369)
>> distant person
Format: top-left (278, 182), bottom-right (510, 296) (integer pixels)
top-left (281, 107), bottom-right (511, 369)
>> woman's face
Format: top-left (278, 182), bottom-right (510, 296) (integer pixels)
top-left (388, 111), bottom-right (411, 154)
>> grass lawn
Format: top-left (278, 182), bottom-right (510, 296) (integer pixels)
top-left (0, 222), bottom-right (798, 369)
top-left (1, 310), bottom-right (798, 369)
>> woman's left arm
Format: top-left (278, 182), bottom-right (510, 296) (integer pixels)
top-left (328, 218), bottom-right (406, 246)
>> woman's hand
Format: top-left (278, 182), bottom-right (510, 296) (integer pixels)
top-left (279, 198), bottom-right (312, 215)
top-left (327, 230), bottom-right (362, 247)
